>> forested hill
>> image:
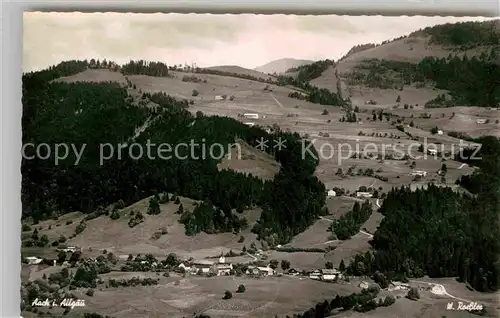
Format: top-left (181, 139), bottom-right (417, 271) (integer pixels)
top-left (416, 20), bottom-right (500, 49)
top-left (316, 20), bottom-right (500, 108)
top-left (22, 60), bottom-right (326, 244)
top-left (347, 136), bottom-right (500, 292)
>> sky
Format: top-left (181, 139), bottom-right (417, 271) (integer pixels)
top-left (23, 13), bottom-right (493, 72)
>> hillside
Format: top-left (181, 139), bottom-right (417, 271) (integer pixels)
top-left (312, 20), bottom-right (500, 108)
top-left (204, 65), bottom-right (275, 81)
top-left (22, 60), bottom-right (326, 245)
top-left (254, 58), bottom-right (314, 74)
top-left (20, 20), bottom-right (500, 317)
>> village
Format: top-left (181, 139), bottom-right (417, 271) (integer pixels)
top-left (24, 245), bottom-right (346, 283)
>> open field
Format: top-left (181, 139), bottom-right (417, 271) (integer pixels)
top-left (65, 275), bottom-right (362, 318)
top-left (217, 139), bottom-right (281, 180)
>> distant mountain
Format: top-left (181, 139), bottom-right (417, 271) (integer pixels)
top-left (254, 58), bottom-right (314, 75)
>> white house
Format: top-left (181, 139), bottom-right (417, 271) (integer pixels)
top-left (411, 170), bottom-right (427, 177)
top-left (356, 192), bottom-right (373, 198)
top-left (437, 130), bottom-right (443, 135)
top-left (243, 113), bottom-right (259, 120)
top-left (477, 119), bottom-right (487, 124)
top-left (428, 149), bottom-right (438, 156)
top-left (57, 246), bottom-right (80, 253)
top-left (214, 95), bottom-right (224, 100)
top-left (309, 270), bottom-right (321, 280)
top-left (327, 189), bottom-right (336, 197)
top-left (25, 256), bottom-right (43, 265)
top-left (243, 122), bottom-right (255, 127)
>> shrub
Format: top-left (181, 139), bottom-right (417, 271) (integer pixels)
top-left (406, 287), bottom-right (420, 300)
top-left (223, 290), bottom-right (233, 299)
top-left (192, 89), bottom-right (199, 97)
top-left (86, 289), bottom-right (94, 297)
top-left (22, 224), bottom-right (31, 232)
top-left (237, 284), bottom-right (246, 293)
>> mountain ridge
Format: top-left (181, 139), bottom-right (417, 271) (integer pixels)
top-left (254, 58), bottom-right (314, 74)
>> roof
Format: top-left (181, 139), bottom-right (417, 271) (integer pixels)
top-left (257, 266), bottom-right (273, 271)
top-left (193, 260), bottom-right (214, 266)
top-left (321, 269), bottom-right (340, 274)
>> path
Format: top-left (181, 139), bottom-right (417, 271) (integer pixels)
top-left (459, 163), bottom-right (467, 169)
top-left (359, 230), bottom-right (374, 239)
top-left (376, 199), bottom-right (381, 208)
top-left (409, 280), bottom-right (472, 303)
top-left (246, 252), bottom-right (257, 261)
top-left (270, 93), bottom-right (284, 108)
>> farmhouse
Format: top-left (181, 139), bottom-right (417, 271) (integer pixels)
top-left (477, 119), bottom-right (487, 124)
top-left (411, 170), bottom-right (427, 177)
top-left (214, 95), bottom-right (224, 100)
top-left (243, 113), bottom-right (259, 120)
top-left (427, 149), bottom-right (438, 156)
top-left (191, 260), bottom-right (215, 274)
top-left (321, 269), bottom-right (342, 281)
top-left (25, 256), bottom-right (43, 265)
top-left (178, 263), bottom-right (191, 272)
top-left (287, 268), bottom-right (300, 276)
top-left (356, 192), bottom-right (373, 198)
top-left (327, 189), bottom-right (336, 197)
top-left (246, 265), bottom-right (275, 277)
top-left (309, 270), bottom-right (321, 280)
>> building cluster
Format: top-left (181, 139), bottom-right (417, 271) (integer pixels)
top-left (306, 268), bottom-right (343, 281)
top-left (356, 192), bottom-right (373, 198)
top-left (178, 255), bottom-right (236, 276)
top-left (410, 170), bottom-right (427, 177)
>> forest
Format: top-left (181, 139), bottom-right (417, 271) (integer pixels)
top-left (22, 60), bottom-right (326, 245)
top-left (349, 52), bottom-right (500, 107)
top-left (421, 20), bottom-right (500, 49)
top-left (330, 200), bottom-right (372, 240)
top-left (346, 136), bottom-right (500, 292)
